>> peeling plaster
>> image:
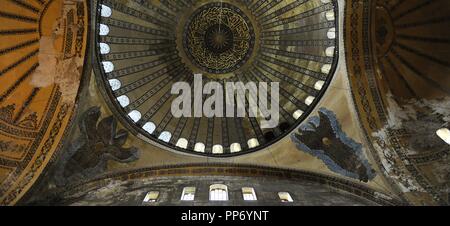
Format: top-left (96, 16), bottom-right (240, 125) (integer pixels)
top-left (30, 5), bottom-right (84, 103)
top-left (371, 94), bottom-right (450, 193)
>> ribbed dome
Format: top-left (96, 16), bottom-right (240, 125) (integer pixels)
top-left (94, 0), bottom-right (339, 156)
top-left (373, 0), bottom-right (450, 99)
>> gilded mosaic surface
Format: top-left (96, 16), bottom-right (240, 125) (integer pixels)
top-left (184, 2), bottom-right (255, 74)
top-left (0, 0), bottom-right (88, 205)
top-left (345, 0), bottom-right (450, 205)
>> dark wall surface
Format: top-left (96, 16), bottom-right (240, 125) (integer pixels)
top-left (59, 176), bottom-right (379, 206)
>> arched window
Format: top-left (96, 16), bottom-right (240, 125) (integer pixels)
top-left (194, 142), bottom-right (205, 153)
top-left (108, 79), bottom-right (121, 91)
top-left (247, 138), bottom-right (259, 148)
top-left (230, 143), bottom-right (242, 153)
top-left (305, 96), bottom-right (315, 106)
top-left (314, 81), bottom-right (325, 91)
top-left (99, 24), bottom-right (109, 36)
top-left (142, 122), bottom-right (156, 134)
top-left (99, 43), bottom-right (110, 54)
top-left (158, 131), bottom-right (172, 143)
top-left (436, 128), bottom-right (450, 145)
top-left (325, 10), bottom-right (335, 21)
top-left (321, 64), bottom-right (332, 74)
top-left (176, 138), bottom-right (189, 149)
top-left (128, 110), bottom-right (141, 123)
top-left (212, 144), bottom-right (223, 154)
top-left (293, 110), bottom-right (304, 120)
top-left (327, 28), bottom-right (336, 39)
top-left (116, 95), bottom-right (130, 107)
top-left (100, 4), bottom-right (112, 17)
top-left (102, 61), bottom-right (114, 73)
top-left (325, 46), bottom-right (335, 57)
top-left (209, 184), bottom-right (228, 201)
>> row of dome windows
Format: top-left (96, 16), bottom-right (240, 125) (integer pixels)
top-left (100, 52), bottom-right (331, 153)
top-left (98, 3), bottom-right (338, 41)
top-left (100, 77), bottom-right (327, 154)
top-left (97, 3), bottom-right (338, 153)
top-left (98, 3), bottom-right (337, 75)
top-left (143, 121), bottom-right (256, 153)
top-left (99, 44), bottom-right (335, 61)
top-left (99, 54), bottom-right (335, 73)
top-left (99, 67), bottom-right (330, 153)
top-left (112, 98), bottom-right (450, 149)
top-left (99, 3), bottom-right (337, 22)
top-left (143, 184), bottom-right (294, 203)
top-left (99, 3), bottom-right (450, 151)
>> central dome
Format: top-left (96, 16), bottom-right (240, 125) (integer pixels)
top-left (94, 0), bottom-right (339, 157)
top-left (184, 3), bottom-right (255, 74)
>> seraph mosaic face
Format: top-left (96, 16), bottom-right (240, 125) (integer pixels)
top-left (94, 0), bottom-right (339, 157)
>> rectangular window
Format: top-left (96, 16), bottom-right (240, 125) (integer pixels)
top-left (278, 192), bottom-right (293, 202)
top-left (242, 187), bottom-right (257, 201)
top-left (181, 187), bottom-right (196, 201)
top-left (143, 191), bottom-right (159, 203)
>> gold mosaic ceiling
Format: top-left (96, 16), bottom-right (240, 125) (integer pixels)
top-left (0, 0), bottom-right (448, 206)
top-left (0, 0), bottom-right (89, 205)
